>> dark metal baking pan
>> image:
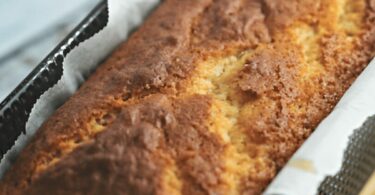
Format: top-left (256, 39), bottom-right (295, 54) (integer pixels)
top-left (0, 0), bottom-right (108, 159)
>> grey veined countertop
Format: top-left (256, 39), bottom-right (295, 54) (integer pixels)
top-left (0, 0), bottom-right (100, 102)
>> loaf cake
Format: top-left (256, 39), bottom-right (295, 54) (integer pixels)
top-left (1, 0), bottom-right (375, 194)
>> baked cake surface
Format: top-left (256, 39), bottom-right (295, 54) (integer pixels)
top-left (1, 0), bottom-right (375, 194)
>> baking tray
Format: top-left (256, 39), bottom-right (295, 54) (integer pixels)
top-left (0, 0), bottom-right (108, 159)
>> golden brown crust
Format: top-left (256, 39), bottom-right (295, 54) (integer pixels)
top-left (25, 95), bottom-right (225, 195)
top-left (1, 0), bottom-right (375, 194)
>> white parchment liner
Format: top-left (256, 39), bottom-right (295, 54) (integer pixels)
top-left (0, 0), bottom-right (160, 178)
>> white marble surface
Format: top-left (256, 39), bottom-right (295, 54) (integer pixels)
top-left (0, 0), bottom-right (100, 102)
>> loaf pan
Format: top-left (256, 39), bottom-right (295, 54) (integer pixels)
top-left (0, 0), bottom-right (108, 158)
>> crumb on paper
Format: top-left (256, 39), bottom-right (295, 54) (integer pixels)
top-left (288, 158), bottom-right (317, 174)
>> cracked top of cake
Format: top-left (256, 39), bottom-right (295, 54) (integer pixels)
top-left (1, 0), bottom-right (375, 194)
